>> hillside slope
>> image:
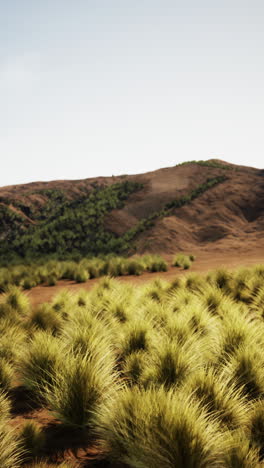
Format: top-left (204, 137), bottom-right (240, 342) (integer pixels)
top-left (0, 160), bottom-right (263, 262)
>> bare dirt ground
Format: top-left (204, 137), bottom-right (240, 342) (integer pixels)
top-left (28, 247), bottom-right (264, 308)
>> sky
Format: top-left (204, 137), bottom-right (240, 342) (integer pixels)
top-left (1, 0), bottom-right (263, 187)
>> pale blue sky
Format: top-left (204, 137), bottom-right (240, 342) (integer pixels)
top-left (1, 1), bottom-right (263, 186)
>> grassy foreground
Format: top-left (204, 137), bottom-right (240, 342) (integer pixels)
top-left (0, 264), bottom-right (264, 467)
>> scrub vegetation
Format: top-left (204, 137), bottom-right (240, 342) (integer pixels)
top-left (0, 175), bottom-right (226, 265)
top-left (0, 254), bottom-right (169, 290)
top-left (0, 263), bottom-right (263, 466)
top-left (173, 253), bottom-right (196, 269)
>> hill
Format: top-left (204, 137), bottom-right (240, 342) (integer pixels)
top-left (0, 159), bottom-right (263, 263)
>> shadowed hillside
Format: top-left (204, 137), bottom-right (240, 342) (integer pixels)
top-left (0, 159), bottom-right (263, 263)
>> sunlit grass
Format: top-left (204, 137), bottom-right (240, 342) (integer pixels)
top-left (0, 262), bottom-right (263, 466)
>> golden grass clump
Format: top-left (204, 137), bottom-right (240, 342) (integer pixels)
top-left (0, 319), bottom-right (26, 363)
top-left (0, 391), bottom-right (23, 467)
top-left (97, 386), bottom-right (227, 468)
top-left (119, 319), bottom-right (154, 358)
top-left (43, 351), bottom-right (118, 429)
top-left (1, 285), bottom-right (30, 317)
top-left (185, 369), bottom-right (250, 429)
top-left (173, 253), bottom-right (195, 269)
top-left (142, 339), bottom-right (197, 389)
top-left (223, 346), bottom-right (264, 400)
top-left (28, 303), bottom-right (63, 335)
top-left (19, 331), bottom-right (62, 399)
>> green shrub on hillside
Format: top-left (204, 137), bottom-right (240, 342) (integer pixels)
top-left (0, 175), bottom-right (227, 264)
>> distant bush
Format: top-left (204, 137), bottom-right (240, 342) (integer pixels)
top-left (142, 255), bottom-right (168, 272)
top-left (73, 267), bottom-right (89, 283)
top-left (173, 253), bottom-right (195, 269)
top-left (0, 254), bottom-right (172, 292)
top-left (46, 273), bottom-right (58, 286)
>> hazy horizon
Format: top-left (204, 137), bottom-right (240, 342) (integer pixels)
top-left (1, 1), bottom-right (264, 186)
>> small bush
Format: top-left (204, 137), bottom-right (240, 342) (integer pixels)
top-left (46, 274), bottom-right (57, 286)
top-left (126, 259), bottom-right (144, 276)
top-left (74, 268), bottom-right (89, 283)
top-left (22, 278), bottom-right (37, 290)
top-left (183, 258), bottom-right (191, 269)
top-left (173, 253), bottom-right (194, 269)
top-left (142, 255), bottom-right (168, 272)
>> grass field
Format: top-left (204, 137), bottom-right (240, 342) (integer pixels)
top-left (0, 254), bottom-right (170, 291)
top-left (0, 263), bottom-right (263, 467)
